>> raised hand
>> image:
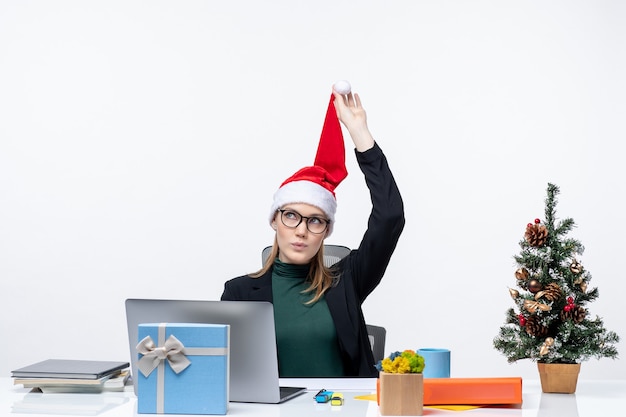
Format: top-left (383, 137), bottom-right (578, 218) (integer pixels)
top-left (333, 88), bottom-right (375, 152)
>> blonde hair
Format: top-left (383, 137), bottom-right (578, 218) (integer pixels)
top-left (250, 236), bottom-right (337, 304)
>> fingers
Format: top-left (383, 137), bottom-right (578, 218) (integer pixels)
top-left (345, 92), bottom-right (355, 107)
top-left (333, 89), bottom-right (360, 110)
top-left (332, 90), bottom-right (346, 107)
top-left (343, 92), bottom-right (361, 110)
top-left (333, 89), bottom-right (351, 105)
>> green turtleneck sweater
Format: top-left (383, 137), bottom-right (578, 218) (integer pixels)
top-left (271, 259), bottom-right (345, 377)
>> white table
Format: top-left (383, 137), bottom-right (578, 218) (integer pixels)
top-left (2, 377), bottom-right (624, 416)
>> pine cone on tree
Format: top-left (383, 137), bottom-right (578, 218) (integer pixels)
top-left (525, 315), bottom-right (549, 337)
top-left (538, 283), bottom-right (563, 302)
top-left (560, 305), bottom-right (586, 323)
top-left (525, 223), bottom-right (548, 247)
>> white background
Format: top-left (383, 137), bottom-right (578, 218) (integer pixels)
top-left (1, 0), bottom-right (624, 380)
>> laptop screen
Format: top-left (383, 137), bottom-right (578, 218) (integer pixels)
top-left (125, 299), bottom-right (303, 403)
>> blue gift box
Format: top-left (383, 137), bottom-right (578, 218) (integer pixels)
top-left (136, 323), bottom-right (229, 415)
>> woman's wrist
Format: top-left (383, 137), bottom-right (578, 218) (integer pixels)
top-left (349, 126), bottom-right (375, 152)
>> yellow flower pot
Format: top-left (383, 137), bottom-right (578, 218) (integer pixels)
top-left (379, 372), bottom-right (424, 416)
top-left (537, 362), bottom-right (581, 394)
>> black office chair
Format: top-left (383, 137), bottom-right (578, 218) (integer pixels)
top-left (261, 244), bottom-right (387, 362)
top-left (366, 324), bottom-right (387, 363)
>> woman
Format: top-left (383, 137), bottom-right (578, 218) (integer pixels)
top-left (221, 84), bottom-right (404, 377)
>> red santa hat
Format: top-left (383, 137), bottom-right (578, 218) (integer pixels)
top-left (269, 81), bottom-right (351, 236)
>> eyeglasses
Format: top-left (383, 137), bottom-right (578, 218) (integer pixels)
top-left (277, 209), bottom-right (330, 234)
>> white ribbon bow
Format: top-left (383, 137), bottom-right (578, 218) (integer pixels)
top-left (136, 334), bottom-right (191, 377)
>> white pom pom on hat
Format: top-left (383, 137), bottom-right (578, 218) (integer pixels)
top-left (333, 80), bottom-right (351, 95)
top-left (269, 81), bottom-right (350, 237)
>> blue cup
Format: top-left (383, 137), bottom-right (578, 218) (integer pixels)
top-left (418, 348), bottom-right (451, 378)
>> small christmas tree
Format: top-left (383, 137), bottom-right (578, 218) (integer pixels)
top-left (494, 183), bottom-right (619, 364)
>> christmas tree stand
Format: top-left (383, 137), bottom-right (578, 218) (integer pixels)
top-left (537, 363), bottom-right (581, 394)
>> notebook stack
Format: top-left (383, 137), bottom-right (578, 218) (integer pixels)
top-left (12, 359), bottom-right (130, 393)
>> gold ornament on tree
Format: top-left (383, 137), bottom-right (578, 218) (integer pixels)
top-left (509, 288), bottom-right (519, 299)
top-left (574, 277), bottom-right (588, 293)
top-left (525, 219), bottom-right (548, 247)
top-left (515, 268), bottom-right (529, 281)
top-left (523, 299), bottom-right (552, 314)
top-left (539, 337), bottom-right (555, 356)
top-left (570, 260), bottom-right (583, 274)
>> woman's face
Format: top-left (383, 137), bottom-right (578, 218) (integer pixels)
top-left (272, 203), bottom-right (328, 264)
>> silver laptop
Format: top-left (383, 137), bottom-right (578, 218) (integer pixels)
top-left (125, 299), bottom-right (306, 403)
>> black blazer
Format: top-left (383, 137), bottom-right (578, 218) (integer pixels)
top-left (221, 143), bottom-right (405, 376)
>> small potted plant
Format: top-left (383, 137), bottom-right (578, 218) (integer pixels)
top-left (376, 350), bottom-right (425, 416)
top-left (493, 184), bottom-right (619, 393)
